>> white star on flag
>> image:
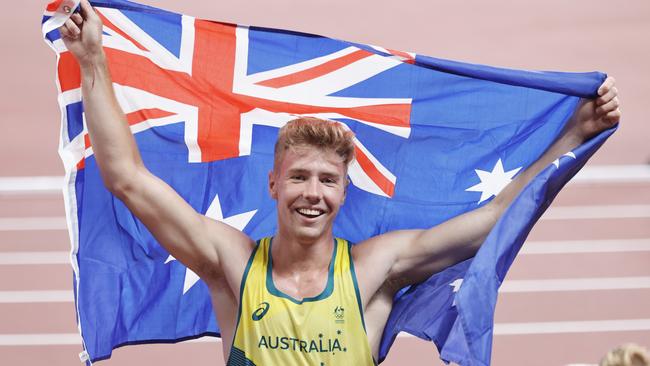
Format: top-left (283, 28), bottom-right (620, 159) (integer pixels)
top-left (552, 151), bottom-right (576, 168)
top-left (465, 158), bottom-right (522, 204)
top-left (165, 195), bottom-right (257, 294)
top-left (450, 278), bottom-right (463, 307)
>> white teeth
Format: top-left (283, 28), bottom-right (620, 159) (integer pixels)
top-left (297, 208), bottom-right (322, 216)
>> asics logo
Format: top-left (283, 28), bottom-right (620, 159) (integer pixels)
top-left (252, 302), bottom-right (270, 321)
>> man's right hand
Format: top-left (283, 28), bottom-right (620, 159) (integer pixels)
top-left (58, 0), bottom-right (104, 67)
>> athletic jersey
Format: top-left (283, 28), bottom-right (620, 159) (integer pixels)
top-left (227, 237), bottom-right (375, 366)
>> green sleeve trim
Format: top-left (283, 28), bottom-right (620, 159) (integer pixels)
top-left (239, 239), bottom-right (262, 301)
top-left (347, 241), bottom-right (367, 332)
top-left (227, 239), bottom-right (262, 365)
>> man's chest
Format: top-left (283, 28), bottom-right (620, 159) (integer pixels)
top-left (270, 268), bottom-right (330, 301)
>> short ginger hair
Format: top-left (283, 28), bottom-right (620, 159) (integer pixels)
top-left (273, 117), bottom-right (356, 169)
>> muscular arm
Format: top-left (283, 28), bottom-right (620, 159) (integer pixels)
top-left (60, 1), bottom-right (252, 285)
top-left (355, 78), bottom-right (621, 296)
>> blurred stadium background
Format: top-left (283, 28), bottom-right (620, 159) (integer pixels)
top-left (0, 1), bottom-right (648, 365)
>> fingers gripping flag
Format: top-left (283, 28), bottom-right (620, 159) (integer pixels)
top-left (42, 1), bottom-right (614, 364)
top-left (42, 0), bottom-right (81, 36)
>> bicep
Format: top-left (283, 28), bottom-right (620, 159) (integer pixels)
top-left (361, 204), bottom-right (498, 288)
top-left (115, 168), bottom-right (250, 280)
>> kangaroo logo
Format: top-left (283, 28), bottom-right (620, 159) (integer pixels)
top-left (252, 302), bottom-right (270, 321)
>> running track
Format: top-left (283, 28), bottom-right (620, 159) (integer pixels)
top-left (1, 168), bottom-right (649, 366)
top-left (1, 0), bottom-right (649, 365)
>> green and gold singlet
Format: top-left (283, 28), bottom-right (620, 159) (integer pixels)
top-left (227, 237), bottom-right (375, 366)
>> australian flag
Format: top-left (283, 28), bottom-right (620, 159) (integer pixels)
top-left (43, 0), bottom-right (615, 365)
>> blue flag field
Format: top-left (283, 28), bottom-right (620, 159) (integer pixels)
top-left (42, 0), bottom-right (615, 364)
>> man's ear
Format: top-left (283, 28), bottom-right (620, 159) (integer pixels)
top-left (268, 171), bottom-right (278, 200)
top-left (341, 176), bottom-right (350, 205)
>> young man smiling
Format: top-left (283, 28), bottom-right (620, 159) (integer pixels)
top-left (59, 1), bottom-right (621, 365)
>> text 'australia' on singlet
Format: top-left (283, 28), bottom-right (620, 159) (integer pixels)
top-left (227, 237), bottom-right (375, 366)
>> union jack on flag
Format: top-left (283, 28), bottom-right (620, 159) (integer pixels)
top-left (43, 1), bottom-right (614, 365)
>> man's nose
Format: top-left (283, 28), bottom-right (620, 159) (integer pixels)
top-left (303, 178), bottom-right (322, 202)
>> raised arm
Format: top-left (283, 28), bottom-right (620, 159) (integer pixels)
top-left (355, 77), bottom-right (621, 292)
top-left (59, 1), bottom-right (253, 284)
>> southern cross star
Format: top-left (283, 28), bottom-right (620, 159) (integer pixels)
top-left (449, 278), bottom-right (463, 307)
top-left (165, 194), bottom-right (257, 294)
top-left (552, 151), bottom-right (576, 168)
top-left (465, 158), bottom-right (522, 204)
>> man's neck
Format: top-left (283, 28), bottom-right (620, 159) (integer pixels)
top-left (271, 231), bottom-right (335, 276)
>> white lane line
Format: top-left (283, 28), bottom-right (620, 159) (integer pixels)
top-left (0, 176), bottom-right (63, 195)
top-left (4, 277), bottom-right (649, 304)
top-left (0, 217), bottom-right (67, 231)
top-left (520, 238), bottom-right (650, 254)
top-left (7, 318), bottom-right (650, 345)
top-left (397, 319), bottom-right (650, 337)
top-left (493, 319), bottom-right (650, 335)
top-left (394, 319), bottom-right (650, 339)
top-left (188, 337), bottom-right (220, 343)
top-left (500, 277), bottom-right (650, 293)
top-left (0, 290), bottom-right (74, 303)
top-left (0, 332), bottom-right (221, 346)
top-left (571, 165), bottom-right (650, 184)
top-left (0, 252), bottom-right (69, 265)
top-left (0, 165), bottom-right (647, 194)
top-left (542, 204), bottom-right (650, 220)
top-left (0, 333), bottom-right (82, 346)
top-left (2, 239), bottom-right (647, 262)
top-left (0, 204), bottom-right (647, 232)
top-left (0, 333), bottom-right (222, 346)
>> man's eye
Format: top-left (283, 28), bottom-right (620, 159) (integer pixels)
top-left (291, 175), bottom-right (306, 181)
top-left (322, 178), bottom-right (336, 184)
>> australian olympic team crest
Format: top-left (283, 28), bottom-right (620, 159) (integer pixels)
top-left (334, 306), bottom-right (345, 324)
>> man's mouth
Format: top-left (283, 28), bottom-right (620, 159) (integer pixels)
top-left (296, 208), bottom-right (325, 218)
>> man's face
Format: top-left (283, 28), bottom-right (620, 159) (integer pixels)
top-left (269, 145), bottom-right (347, 243)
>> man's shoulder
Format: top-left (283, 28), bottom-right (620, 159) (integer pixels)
top-left (201, 222), bottom-right (256, 287)
top-left (345, 233), bottom-right (411, 312)
top-left (349, 230), bottom-right (422, 285)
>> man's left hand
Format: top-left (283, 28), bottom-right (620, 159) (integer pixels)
top-left (568, 76), bottom-right (621, 141)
